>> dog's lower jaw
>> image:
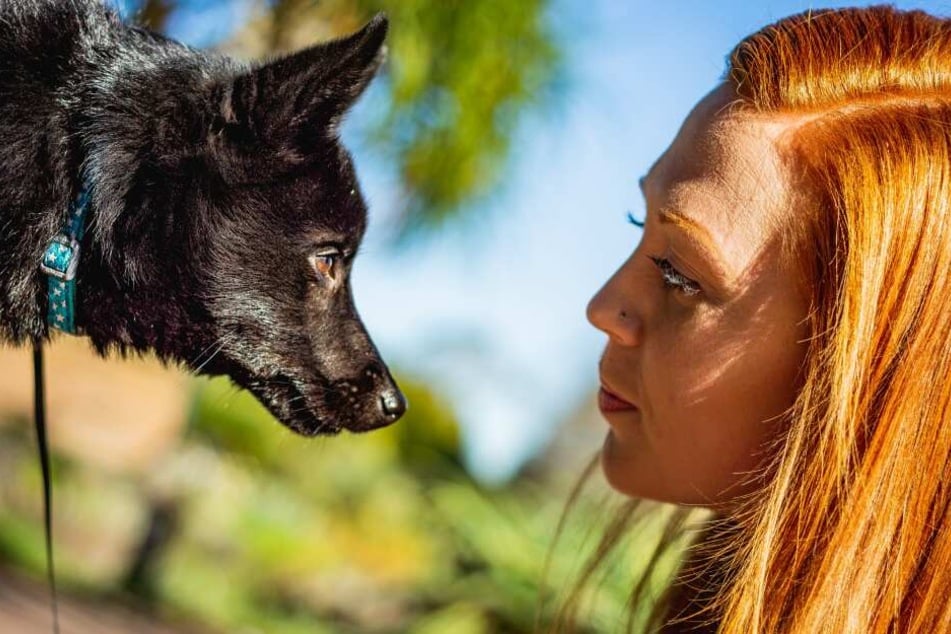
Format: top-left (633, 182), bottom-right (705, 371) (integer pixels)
top-left (244, 374), bottom-right (403, 436)
top-left (243, 374), bottom-right (343, 437)
top-left (285, 413), bottom-right (343, 438)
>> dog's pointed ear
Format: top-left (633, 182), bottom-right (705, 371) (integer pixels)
top-left (208, 14), bottom-right (387, 181)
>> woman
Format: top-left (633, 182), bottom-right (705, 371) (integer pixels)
top-left (567, 6), bottom-right (951, 632)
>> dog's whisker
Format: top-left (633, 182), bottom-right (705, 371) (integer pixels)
top-left (188, 336), bottom-right (229, 369)
top-left (194, 338), bottom-right (231, 373)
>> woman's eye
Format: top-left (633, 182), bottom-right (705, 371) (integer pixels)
top-left (649, 256), bottom-right (701, 297)
top-left (308, 252), bottom-right (339, 279)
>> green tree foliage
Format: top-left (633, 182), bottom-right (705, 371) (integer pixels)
top-left (128, 0), bottom-right (562, 239)
top-left (352, 0), bottom-right (561, 236)
top-left (1, 392), bottom-right (671, 633)
top-left (188, 373), bottom-right (464, 479)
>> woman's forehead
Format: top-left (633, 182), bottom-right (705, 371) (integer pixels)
top-left (644, 85), bottom-right (796, 267)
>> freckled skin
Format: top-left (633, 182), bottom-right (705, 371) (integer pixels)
top-left (588, 85), bottom-right (809, 509)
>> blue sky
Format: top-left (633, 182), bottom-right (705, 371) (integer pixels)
top-left (348, 0), bottom-right (951, 482)
top-left (121, 0), bottom-right (951, 481)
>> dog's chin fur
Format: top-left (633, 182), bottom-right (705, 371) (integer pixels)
top-left (225, 353), bottom-right (399, 435)
top-left (243, 374), bottom-right (342, 437)
top-left (238, 365), bottom-right (397, 436)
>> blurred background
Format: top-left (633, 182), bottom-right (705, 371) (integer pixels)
top-left (1, 0), bottom-right (947, 632)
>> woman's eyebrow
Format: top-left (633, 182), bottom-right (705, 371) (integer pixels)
top-left (640, 174), bottom-right (735, 285)
top-left (658, 208), bottom-right (734, 284)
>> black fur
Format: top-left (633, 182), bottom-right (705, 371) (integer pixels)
top-left (0, 0), bottom-right (406, 435)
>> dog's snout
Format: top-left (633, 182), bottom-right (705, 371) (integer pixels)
top-left (322, 361), bottom-right (406, 431)
top-left (379, 387), bottom-right (406, 421)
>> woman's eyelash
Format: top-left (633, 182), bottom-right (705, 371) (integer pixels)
top-left (649, 256), bottom-right (701, 296)
top-left (626, 211), bottom-right (645, 228)
top-left (628, 211), bottom-right (701, 296)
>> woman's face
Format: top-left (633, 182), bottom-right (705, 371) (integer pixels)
top-left (587, 84), bottom-right (809, 509)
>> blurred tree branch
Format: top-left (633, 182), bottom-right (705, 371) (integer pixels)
top-left (355, 0), bottom-right (562, 240)
top-left (139, 0), bottom-right (173, 31)
top-left (126, 0), bottom-right (563, 242)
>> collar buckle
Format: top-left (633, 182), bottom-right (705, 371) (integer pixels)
top-left (40, 234), bottom-right (82, 282)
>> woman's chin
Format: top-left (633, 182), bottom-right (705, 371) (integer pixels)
top-left (600, 431), bottom-right (647, 497)
top-left (600, 432), bottom-right (708, 507)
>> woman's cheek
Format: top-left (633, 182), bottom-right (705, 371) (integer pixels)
top-left (648, 313), bottom-right (722, 388)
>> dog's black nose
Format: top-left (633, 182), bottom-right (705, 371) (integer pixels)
top-left (379, 388), bottom-right (407, 420)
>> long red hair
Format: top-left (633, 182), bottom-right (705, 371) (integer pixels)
top-left (548, 7), bottom-right (951, 632)
top-left (721, 6), bottom-right (951, 631)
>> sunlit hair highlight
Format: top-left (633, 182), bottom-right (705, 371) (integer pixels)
top-left (547, 6), bottom-right (951, 633)
top-left (722, 6), bottom-right (951, 632)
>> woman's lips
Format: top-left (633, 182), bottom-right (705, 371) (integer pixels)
top-left (598, 386), bottom-right (638, 413)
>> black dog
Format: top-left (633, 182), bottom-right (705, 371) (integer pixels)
top-left (0, 0), bottom-right (406, 435)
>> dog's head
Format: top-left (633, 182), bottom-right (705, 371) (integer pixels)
top-left (201, 16), bottom-right (404, 435)
top-left (197, 156), bottom-right (407, 436)
top-left (90, 15), bottom-right (405, 435)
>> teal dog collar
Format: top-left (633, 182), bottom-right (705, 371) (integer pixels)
top-left (40, 183), bottom-right (91, 334)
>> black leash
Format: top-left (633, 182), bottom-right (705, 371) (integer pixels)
top-left (34, 173), bottom-right (91, 634)
top-left (32, 340), bottom-right (60, 634)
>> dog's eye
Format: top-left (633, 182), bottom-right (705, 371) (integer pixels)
top-left (308, 251), bottom-right (339, 279)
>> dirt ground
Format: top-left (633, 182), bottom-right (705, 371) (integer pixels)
top-left (0, 337), bottom-right (192, 475)
top-left (0, 340), bottom-right (207, 633)
top-left (0, 568), bottom-right (213, 634)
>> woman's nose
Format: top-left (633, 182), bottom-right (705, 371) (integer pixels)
top-left (586, 272), bottom-right (643, 347)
